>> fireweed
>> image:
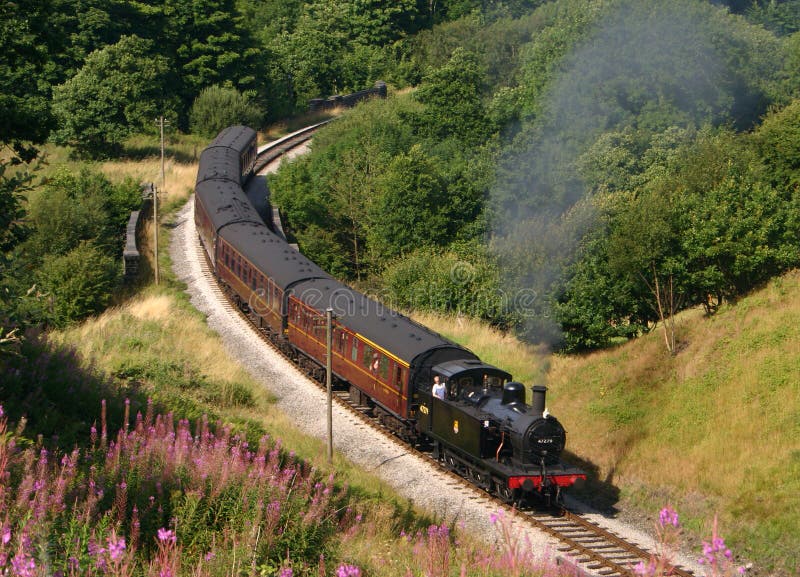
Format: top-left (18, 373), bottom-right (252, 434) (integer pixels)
top-left (0, 404), bottom-right (353, 576)
top-left (0, 405), bottom-right (755, 577)
top-left (634, 505), bottom-right (747, 577)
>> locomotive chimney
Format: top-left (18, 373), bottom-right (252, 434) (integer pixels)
top-left (531, 385), bottom-right (547, 417)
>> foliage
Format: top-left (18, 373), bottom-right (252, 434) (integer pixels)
top-left (0, 0), bottom-right (55, 161)
top-left (189, 85), bottom-right (264, 137)
top-left (162, 0), bottom-right (262, 124)
top-left (270, 96), bottom-right (420, 277)
top-left (0, 164), bottom-right (32, 292)
top-left (51, 35), bottom-right (178, 158)
top-left (744, 0), bottom-right (800, 36)
top-left (380, 242), bottom-right (509, 326)
top-left (753, 98), bottom-right (800, 190)
top-left (24, 168), bottom-right (137, 260)
top-left (33, 241), bottom-right (120, 328)
top-left (4, 167), bottom-right (140, 328)
top-left (413, 48), bottom-right (493, 145)
top-left (268, 0), bottom-right (423, 106)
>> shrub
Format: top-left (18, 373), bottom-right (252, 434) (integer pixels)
top-left (189, 85), bottom-right (263, 138)
top-left (34, 241), bottom-right (120, 327)
top-left (379, 243), bottom-right (510, 327)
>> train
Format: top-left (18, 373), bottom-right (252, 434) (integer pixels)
top-left (194, 125), bottom-right (586, 506)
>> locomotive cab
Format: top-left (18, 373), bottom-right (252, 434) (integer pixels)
top-left (417, 360), bottom-right (512, 459)
top-left (432, 359), bottom-right (511, 401)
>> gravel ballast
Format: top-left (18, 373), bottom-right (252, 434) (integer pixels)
top-left (169, 150), bottom-right (705, 575)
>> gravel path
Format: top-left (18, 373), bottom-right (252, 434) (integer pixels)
top-left (169, 149), bottom-right (705, 575)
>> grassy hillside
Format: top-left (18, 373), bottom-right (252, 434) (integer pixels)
top-left (416, 272), bottom-right (800, 574)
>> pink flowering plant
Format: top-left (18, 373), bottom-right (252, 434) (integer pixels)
top-left (0, 403), bottom-right (358, 577)
top-left (633, 505), bottom-right (747, 577)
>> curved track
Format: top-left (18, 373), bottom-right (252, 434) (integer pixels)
top-left (196, 126), bottom-right (697, 577)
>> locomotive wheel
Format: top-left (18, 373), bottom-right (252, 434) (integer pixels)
top-left (496, 484), bottom-right (514, 503)
top-left (468, 467), bottom-right (489, 489)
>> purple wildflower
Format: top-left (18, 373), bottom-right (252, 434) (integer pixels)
top-left (2, 527), bottom-right (10, 545)
top-left (659, 505), bottom-right (679, 528)
top-left (157, 528), bottom-right (176, 544)
top-left (278, 567), bottom-right (293, 577)
top-left (107, 535), bottom-right (126, 561)
top-left (336, 564), bottom-right (362, 577)
top-left (10, 553), bottom-right (36, 577)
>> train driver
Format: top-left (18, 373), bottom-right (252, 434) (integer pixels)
top-left (432, 375), bottom-right (446, 400)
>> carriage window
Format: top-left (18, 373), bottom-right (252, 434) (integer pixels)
top-left (351, 338), bottom-right (359, 362)
top-left (337, 331), bottom-right (347, 354)
top-left (379, 356), bottom-right (389, 380)
top-left (394, 367), bottom-right (404, 388)
top-left (486, 374), bottom-right (504, 388)
top-left (362, 345), bottom-right (374, 369)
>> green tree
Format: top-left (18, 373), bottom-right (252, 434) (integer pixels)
top-left (162, 0), bottom-right (261, 124)
top-left (24, 169), bottom-right (137, 261)
top-left (607, 188), bottom-right (685, 353)
top-left (0, 0), bottom-right (56, 161)
top-left (51, 35), bottom-right (177, 158)
top-left (672, 130), bottom-right (799, 305)
top-left (270, 96), bottom-right (420, 276)
top-left (367, 144), bottom-right (450, 263)
top-left (190, 85), bottom-right (263, 137)
top-left (414, 48), bottom-right (492, 145)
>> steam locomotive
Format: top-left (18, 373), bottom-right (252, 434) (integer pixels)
top-left (194, 125), bottom-right (585, 506)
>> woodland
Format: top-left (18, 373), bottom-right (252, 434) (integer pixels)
top-left (2, 1), bottom-right (800, 574)
top-left (3, 0), bottom-right (800, 350)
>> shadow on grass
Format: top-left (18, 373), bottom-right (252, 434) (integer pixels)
top-left (563, 450), bottom-right (622, 514)
top-left (0, 329), bottom-right (153, 451)
top-left (122, 143), bottom-right (200, 164)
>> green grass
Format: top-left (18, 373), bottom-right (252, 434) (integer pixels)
top-left (418, 272), bottom-right (800, 575)
top-left (26, 134), bottom-right (799, 575)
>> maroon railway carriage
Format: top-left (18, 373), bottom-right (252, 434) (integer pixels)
top-left (194, 124), bottom-right (586, 505)
top-left (286, 276), bottom-right (475, 438)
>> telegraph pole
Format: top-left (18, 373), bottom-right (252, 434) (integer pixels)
top-left (154, 116), bottom-right (170, 285)
top-left (153, 182), bottom-right (159, 285)
top-left (326, 308), bottom-right (334, 462)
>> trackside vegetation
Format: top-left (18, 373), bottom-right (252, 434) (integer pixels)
top-left (269, 0), bottom-right (800, 354)
top-left (416, 271), bottom-right (800, 574)
top-left (2, 0), bottom-right (800, 576)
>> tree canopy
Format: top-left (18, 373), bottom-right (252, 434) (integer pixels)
top-left (51, 35), bottom-right (178, 158)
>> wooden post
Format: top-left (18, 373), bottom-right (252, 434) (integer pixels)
top-left (326, 308), bottom-right (334, 462)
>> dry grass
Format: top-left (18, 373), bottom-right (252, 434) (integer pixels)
top-left (99, 156), bottom-right (198, 210)
top-left (51, 288), bottom-right (402, 502)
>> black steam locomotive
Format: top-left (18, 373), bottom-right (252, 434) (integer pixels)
top-left (194, 125), bottom-right (585, 505)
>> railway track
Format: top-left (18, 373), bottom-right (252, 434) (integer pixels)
top-left (198, 126), bottom-right (696, 577)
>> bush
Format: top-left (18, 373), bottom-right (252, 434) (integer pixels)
top-left (190, 85), bottom-right (263, 137)
top-left (34, 241), bottom-right (120, 327)
top-left (379, 243), bottom-right (510, 327)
